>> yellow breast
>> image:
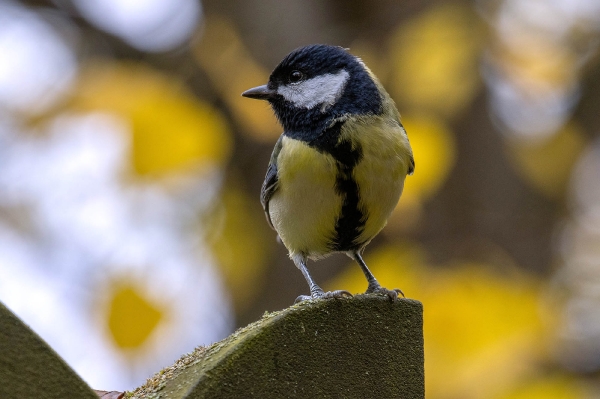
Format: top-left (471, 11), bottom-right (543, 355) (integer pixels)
top-left (268, 136), bottom-right (342, 258)
top-left (269, 114), bottom-right (412, 258)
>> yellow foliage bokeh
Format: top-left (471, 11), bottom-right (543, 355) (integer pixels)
top-left (107, 284), bottom-right (163, 350)
top-left (388, 3), bottom-right (483, 118)
top-left (194, 15), bottom-right (281, 142)
top-left (507, 122), bottom-right (587, 197)
top-left (205, 184), bottom-right (274, 312)
top-left (401, 112), bottom-right (456, 200)
top-left (388, 112), bottom-right (456, 232)
top-left (328, 243), bottom-right (557, 399)
top-left (75, 62), bottom-right (232, 176)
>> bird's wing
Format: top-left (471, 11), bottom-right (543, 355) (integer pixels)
top-left (261, 135), bottom-right (284, 230)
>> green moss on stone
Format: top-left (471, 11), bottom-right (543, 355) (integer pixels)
top-left (0, 301), bottom-right (97, 399)
top-left (128, 295), bottom-right (424, 399)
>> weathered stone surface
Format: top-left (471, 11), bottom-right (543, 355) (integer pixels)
top-left (0, 301), bottom-right (97, 399)
top-left (129, 295), bottom-right (424, 399)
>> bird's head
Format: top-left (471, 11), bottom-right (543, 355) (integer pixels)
top-left (242, 44), bottom-right (382, 134)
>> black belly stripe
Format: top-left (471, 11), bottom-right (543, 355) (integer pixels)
top-left (308, 121), bottom-right (365, 251)
top-left (332, 150), bottom-right (363, 250)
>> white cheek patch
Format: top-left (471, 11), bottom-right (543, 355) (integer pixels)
top-left (277, 69), bottom-right (349, 111)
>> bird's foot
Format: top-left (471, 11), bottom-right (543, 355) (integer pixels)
top-left (366, 284), bottom-right (404, 301)
top-left (295, 289), bottom-right (353, 304)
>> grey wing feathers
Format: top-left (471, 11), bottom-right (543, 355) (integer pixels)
top-left (261, 135), bottom-right (283, 230)
top-left (261, 163), bottom-right (278, 229)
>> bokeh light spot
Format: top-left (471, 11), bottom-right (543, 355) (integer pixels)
top-left (402, 112), bottom-right (456, 199)
top-left (130, 94), bottom-right (230, 175)
top-left (107, 284), bottom-right (163, 349)
top-left (205, 184), bottom-right (273, 311)
top-left (193, 16), bottom-right (281, 142)
top-left (73, 0), bottom-right (202, 52)
top-left (388, 3), bottom-right (483, 118)
top-left (76, 62), bottom-right (232, 176)
top-left (0, 2), bottom-right (76, 114)
top-left (387, 113), bottom-right (455, 232)
top-left (507, 121), bottom-right (587, 197)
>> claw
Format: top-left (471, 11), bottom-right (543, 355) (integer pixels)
top-left (321, 290), bottom-right (353, 299)
top-left (295, 289), bottom-right (353, 303)
top-left (294, 294), bottom-right (312, 303)
top-left (366, 285), bottom-right (404, 301)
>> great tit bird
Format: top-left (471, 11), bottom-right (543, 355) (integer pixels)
top-left (242, 44), bottom-right (414, 303)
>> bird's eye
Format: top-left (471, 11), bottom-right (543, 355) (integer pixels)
top-left (289, 70), bottom-right (304, 83)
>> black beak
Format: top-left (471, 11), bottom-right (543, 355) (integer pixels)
top-left (241, 84), bottom-right (276, 100)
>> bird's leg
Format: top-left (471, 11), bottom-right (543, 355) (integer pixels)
top-left (351, 251), bottom-right (404, 301)
top-left (293, 254), bottom-right (352, 303)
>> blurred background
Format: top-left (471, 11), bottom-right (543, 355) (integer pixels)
top-left (1, 0), bottom-right (600, 396)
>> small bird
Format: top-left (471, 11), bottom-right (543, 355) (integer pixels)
top-left (242, 44), bottom-right (414, 302)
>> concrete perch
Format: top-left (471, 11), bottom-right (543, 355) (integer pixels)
top-left (0, 301), bottom-right (98, 399)
top-left (128, 295), bottom-right (424, 399)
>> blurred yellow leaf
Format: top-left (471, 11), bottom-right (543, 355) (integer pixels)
top-left (328, 243), bottom-right (554, 399)
top-left (76, 62), bottom-right (232, 176)
top-left (193, 15), bottom-right (281, 142)
top-left (388, 3), bottom-right (483, 118)
top-left (205, 183), bottom-right (274, 312)
top-left (107, 283), bottom-right (163, 350)
top-left (327, 243), bottom-right (426, 296)
top-left (403, 112), bottom-right (456, 199)
top-left (507, 122), bottom-right (587, 197)
top-left (423, 263), bottom-right (547, 399)
top-left (388, 112), bottom-right (455, 231)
